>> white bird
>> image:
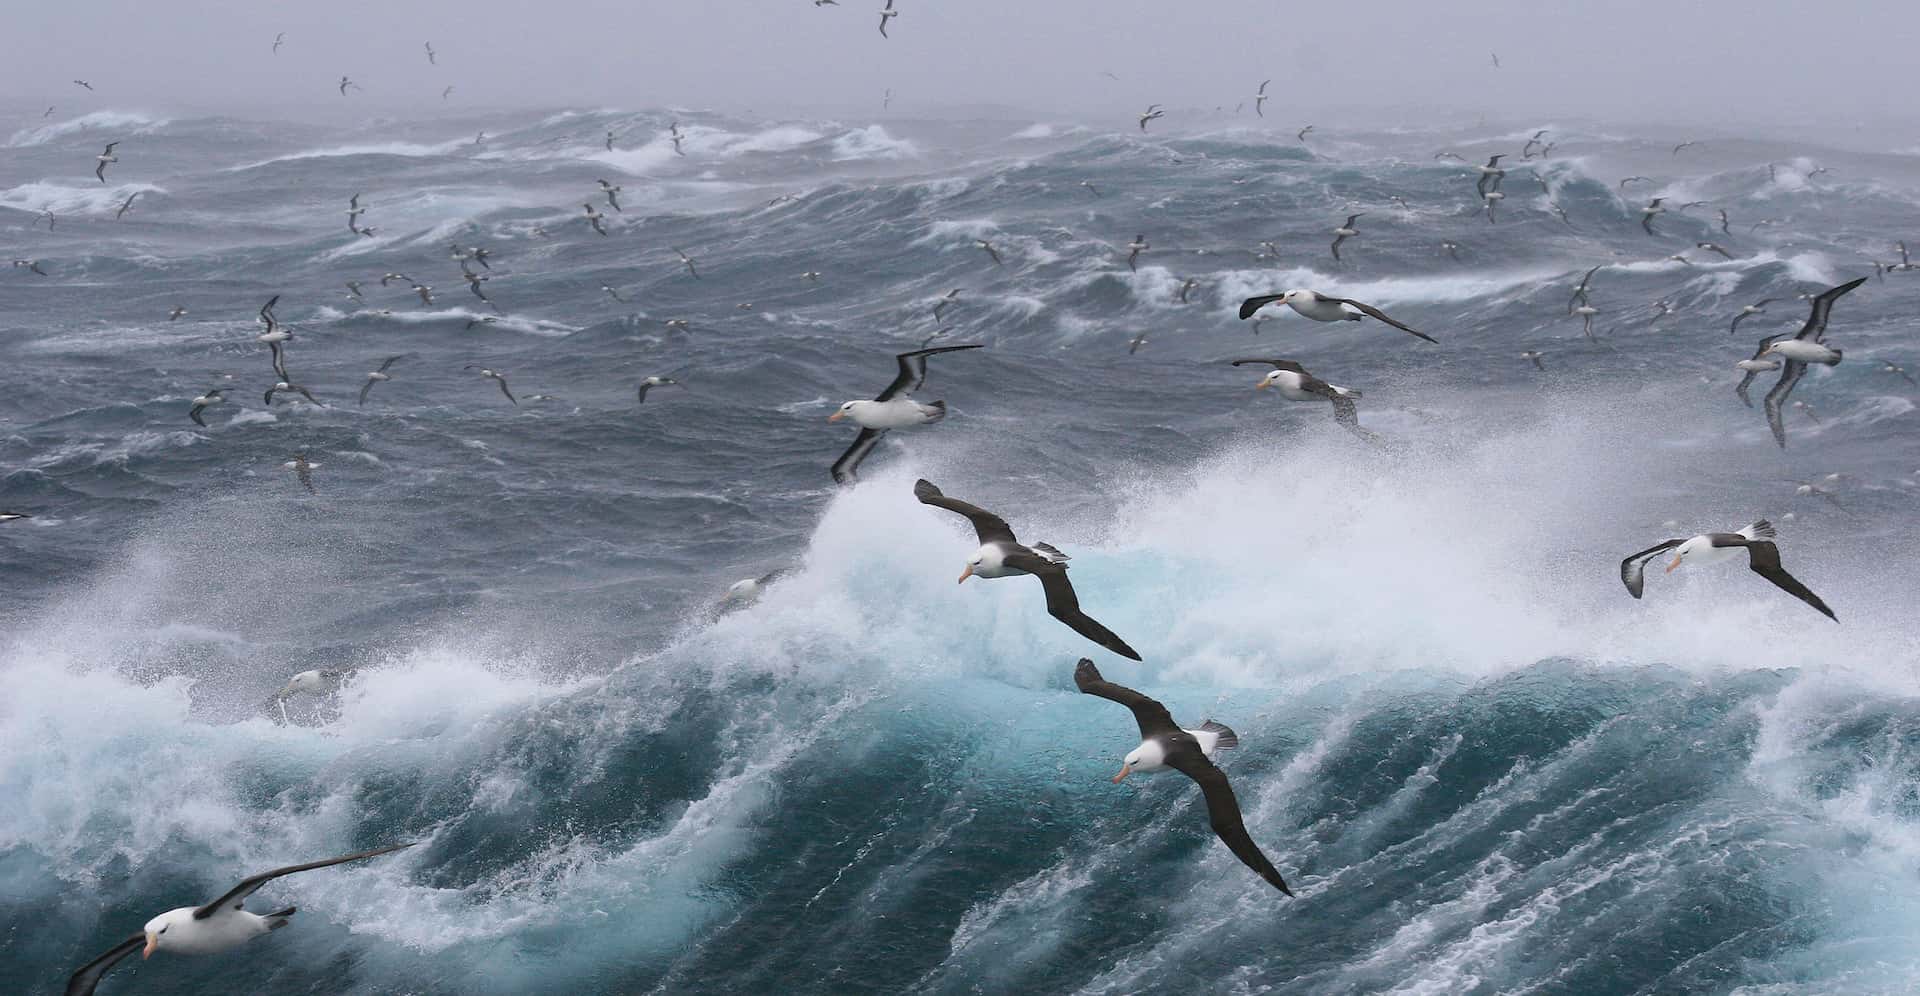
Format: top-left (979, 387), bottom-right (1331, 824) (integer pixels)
top-left (64, 845), bottom-right (412, 996)
top-left (188, 388), bottom-right (225, 427)
top-left (359, 355), bottom-right (405, 406)
top-left (1253, 79), bottom-right (1270, 117)
top-left (1236, 288), bottom-right (1434, 342)
top-left (636, 375), bottom-right (681, 404)
top-left (878, 0), bottom-right (898, 36)
top-left (829, 345), bottom-right (983, 483)
top-left (1233, 358), bottom-right (1371, 436)
top-left (1329, 213), bottom-right (1362, 260)
top-left (1138, 104), bottom-right (1165, 131)
top-left (95, 141), bottom-right (119, 182)
top-left (1620, 520), bottom-right (1835, 620)
top-left (583, 204), bottom-right (607, 236)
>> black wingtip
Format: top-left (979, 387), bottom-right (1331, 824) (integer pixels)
top-left (912, 478), bottom-right (940, 502)
top-left (1073, 658), bottom-right (1100, 689)
top-left (1110, 639), bottom-right (1143, 661)
top-left (1238, 294), bottom-right (1282, 320)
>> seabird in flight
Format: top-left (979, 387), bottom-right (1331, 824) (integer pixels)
top-left (583, 203), bottom-right (607, 236)
top-left (674, 247), bottom-right (701, 278)
top-left (1483, 190), bottom-right (1505, 223)
top-left (1253, 79), bottom-right (1270, 117)
top-left (73, 79), bottom-right (94, 90)
top-left (0, 511), bottom-right (31, 523)
top-left (1237, 288), bottom-right (1434, 342)
top-left (1696, 242), bottom-right (1734, 260)
top-left (1878, 359), bottom-right (1919, 386)
top-left (1297, 124), bottom-right (1313, 142)
top-left (914, 479), bottom-right (1142, 659)
top-left (1620, 519), bottom-right (1835, 620)
top-left (169, 305), bottom-right (187, 321)
top-left (601, 284), bottom-right (627, 302)
top-left (1640, 197), bottom-right (1665, 235)
top-left (13, 259), bottom-right (49, 276)
top-left (188, 388), bottom-right (225, 427)
top-left (1074, 658), bottom-right (1292, 894)
top-left (1177, 277), bottom-right (1200, 304)
top-left (338, 76), bottom-right (358, 96)
top-left (267, 667), bottom-right (356, 721)
top-left (265, 380), bottom-right (319, 407)
top-left (64, 844), bottom-right (413, 996)
top-left (670, 121), bottom-right (686, 156)
top-left (272, 33), bottom-right (284, 54)
top-left (829, 345), bottom-right (983, 482)
top-left (285, 453), bottom-right (320, 492)
top-left (1125, 234), bottom-right (1148, 271)
top-left (1744, 277), bottom-right (1866, 447)
top-left (1729, 299), bottom-right (1773, 334)
top-left (115, 191), bottom-right (138, 220)
top-left (95, 142), bottom-right (119, 182)
top-left (1329, 214), bottom-right (1362, 261)
top-left (469, 366), bottom-right (517, 405)
top-left (878, 0), bottom-right (899, 35)
top-left (597, 179), bottom-right (623, 211)
top-left (1473, 154), bottom-right (1506, 197)
top-left (1672, 140), bottom-right (1696, 155)
top-left (358, 355), bottom-right (404, 406)
top-left (1138, 104), bottom-right (1165, 131)
top-left (932, 288), bottom-right (962, 321)
top-left (1521, 350), bottom-right (1545, 370)
top-left (976, 239), bottom-right (1004, 266)
top-left (1233, 358), bottom-right (1370, 435)
top-left (636, 375), bottom-right (681, 403)
top-left (424, 41), bottom-right (436, 65)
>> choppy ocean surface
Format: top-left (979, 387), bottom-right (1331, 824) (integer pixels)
top-left (4, 104), bottom-right (1920, 994)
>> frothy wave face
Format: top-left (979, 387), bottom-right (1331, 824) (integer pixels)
top-left (4, 105), bottom-right (1920, 994)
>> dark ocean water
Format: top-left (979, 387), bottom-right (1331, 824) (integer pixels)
top-left (4, 104), bottom-right (1920, 995)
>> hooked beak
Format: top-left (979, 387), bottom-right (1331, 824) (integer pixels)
top-left (1112, 764), bottom-right (1133, 783)
top-left (1666, 556), bottom-right (1683, 574)
top-left (143, 932), bottom-right (158, 959)
top-left (1255, 380), bottom-right (1270, 390)
top-left (957, 565), bottom-right (973, 584)
top-left (827, 411), bottom-right (844, 422)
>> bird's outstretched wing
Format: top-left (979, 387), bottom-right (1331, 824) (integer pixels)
top-left (1073, 658), bottom-right (1178, 738)
top-left (1230, 358), bottom-right (1307, 374)
top-left (1017, 556), bottom-right (1142, 660)
top-left (1325, 298), bottom-right (1436, 342)
top-left (913, 479), bottom-right (1018, 544)
top-left (877, 344), bottom-right (984, 401)
top-left (831, 428), bottom-right (885, 485)
top-left (1763, 360), bottom-right (1808, 448)
top-left (1238, 294), bottom-right (1286, 320)
top-left (194, 843), bottom-right (413, 920)
top-left (1743, 541), bottom-right (1837, 621)
top-left (1163, 751), bottom-right (1293, 895)
top-left (65, 933), bottom-right (146, 996)
top-left (1793, 277), bottom-right (1867, 342)
top-left (1619, 539), bottom-right (1684, 598)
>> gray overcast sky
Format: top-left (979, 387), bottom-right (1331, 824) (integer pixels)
top-left (4, 1), bottom-right (1918, 129)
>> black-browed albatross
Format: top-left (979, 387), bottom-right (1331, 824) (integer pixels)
top-left (829, 345), bottom-right (982, 483)
top-left (1074, 659), bottom-right (1291, 894)
top-left (913, 479), bottom-right (1141, 660)
top-left (1237, 289), bottom-right (1434, 343)
top-left (65, 844), bottom-right (412, 996)
top-left (1619, 519), bottom-right (1836, 620)
top-left (1737, 277), bottom-right (1866, 447)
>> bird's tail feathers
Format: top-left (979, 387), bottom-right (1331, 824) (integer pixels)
top-left (1742, 519), bottom-right (1777, 541)
top-left (1198, 720), bottom-right (1239, 750)
top-left (1331, 384), bottom-right (1361, 399)
top-left (921, 400), bottom-right (948, 422)
top-left (1822, 348), bottom-right (1843, 365)
top-left (265, 907), bottom-right (297, 929)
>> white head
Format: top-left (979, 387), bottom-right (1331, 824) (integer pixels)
top-left (1666, 535), bottom-right (1710, 573)
top-left (1255, 370), bottom-right (1287, 390)
top-left (1113, 740), bottom-right (1167, 782)
top-left (142, 908), bottom-right (194, 958)
top-left (828, 400), bottom-right (868, 422)
top-left (957, 544), bottom-right (1002, 583)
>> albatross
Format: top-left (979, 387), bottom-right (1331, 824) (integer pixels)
top-left (1074, 658), bottom-right (1291, 895)
top-left (829, 345), bottom-right (982, 483)
top-left (1738, 277), bottom-right (1866, 447)
top-left (913, 479), bottom-right (1142, 660)
top-left (1236, 288), bottom-right (1434, 343)
top-left (94, 142), bottom-right (119, 182)
top-left (1619, 519), bottom-right (1836, 620)
top-left (64, 844), bottom-right (413, 996)
top-left (358, 355), bottom-right (404, 406)
top-left (1232, 358), bottom-right (1371, 437)
top-left (1329, 213), bottom-right (1363, 261)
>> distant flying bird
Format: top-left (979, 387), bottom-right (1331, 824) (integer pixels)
top-left (1329, 213), bottom-right (1363, 261)
top-left (338, 75), bottom-right (358, 95)
top-left (442, 86), bottom-right (454, 101)
top-left (1729, 299), bottom-right (1774, 334)
top-left (1640, 197), bottom-right (1665, 235)
top-left (468, 366), bottom-right (517, 405)
top-left (1618, 176), bottom-right (1651, 189)
top-left (94, 141), bottom-right (119, 182)
top-left (272, 33), bottom-right (284, 54)
top-left (286, 453), bottom-right (320, 493)
top-left (877, 0), bottom-right (898, 37)
top-left (1297, 124), bottom-right (1314, 142)
top-left (424, 41), bottom-right (436, 65)
top-left (1253, 79), bottom-right (1270, 117)
top-left (1125, 234), bottom-right (1148, 271)
top-left (597, 179), bottom-right (623, 211)
top-left (73, 79), bottom-right (94, 90)
top-left (976, 239), bottom-right (1003, 266)
top-left (1672, 140), bottom-right (1696, 155)
top-left (674, 247), bottom-right (701, 278)
top-left (1138, 104), bottom-right (1165, 131)
top-left (1696, 242), bottom-right (1734, 260)
top-left (1490, 52), bottom-right (1501, 68)
top-left (12, 259), bottom-right (49, 276)
top-left (115, 191), bottom-right (138, 220)
top-left (358, 355), bottom-right (405, 406)
top-left (1474, 154), bottom-right (1506, 198)
top-left (1521, 350), bottom-right (1545, 370)
top-left (583, 203), bottom-right (607, 236)
top-left (636, 376), bottom-right (681, 404)
top-left (188, 388), bottom-right (224, 427)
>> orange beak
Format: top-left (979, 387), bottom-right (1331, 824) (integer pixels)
top-left (1112, 764), bottom-right (1132, 783)
top-left (1255, 380), bottom-right (1270, 390)
top-left (958, 565), bottom-right (973, 584)
top-left (827, 411), bottom-right (844, 422)
top-left (1666, 556), bottom-right (1683, 574)
top-left (142, 933), bottom-right (158, 959)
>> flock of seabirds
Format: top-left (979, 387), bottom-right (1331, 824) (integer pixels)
top-left (3, 21), bottom-right (1893, 996)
